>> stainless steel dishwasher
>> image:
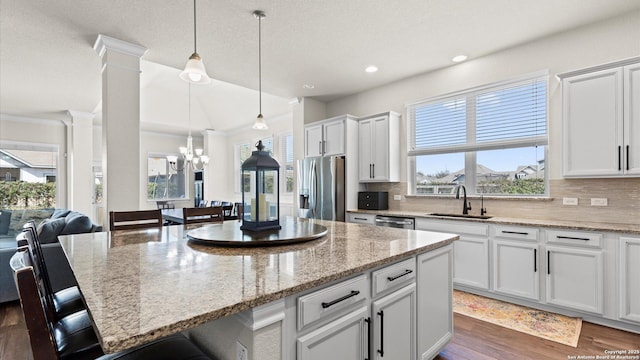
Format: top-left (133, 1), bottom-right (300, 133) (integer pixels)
top-left (374, 215), bottom-right (415, 229)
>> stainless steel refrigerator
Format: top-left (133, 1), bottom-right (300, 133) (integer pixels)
top-left (297, 156), bottom-right (345, 221)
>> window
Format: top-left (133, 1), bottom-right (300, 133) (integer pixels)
top-left (281, 133), bottom-right (294, 193)
top-left (0, 145), bottom-right (58, 209)
top-left (408, 74), bottom-right (547, 196)
top-left (147, 155), bottom-right (187, 200)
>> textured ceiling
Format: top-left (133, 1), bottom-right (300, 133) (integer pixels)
top-left (1, 0), bottom-right (639, 131)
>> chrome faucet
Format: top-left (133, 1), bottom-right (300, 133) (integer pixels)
top-left (455, 185), bottom-right (472, 215)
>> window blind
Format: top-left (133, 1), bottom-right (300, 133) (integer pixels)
top-left (284, 134), bottom-right (294, 163)
top-left (476, 79), bottom-right (547, 144)
top-left (408, 75), bottom-right (547, 156)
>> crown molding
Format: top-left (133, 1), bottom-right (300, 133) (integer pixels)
top-left (93, 34), bottom-right (148, 58)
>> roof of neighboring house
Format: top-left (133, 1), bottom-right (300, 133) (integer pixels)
top-left (0, 149), bottom-right (57, 169)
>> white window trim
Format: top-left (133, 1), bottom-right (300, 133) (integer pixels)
top-left (147, 152), bottom-right (190, 201)
top-left (406, 71), bottom-right (549, 197)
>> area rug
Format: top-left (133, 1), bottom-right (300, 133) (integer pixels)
top-left (452, 290), bottom-right (582, 347)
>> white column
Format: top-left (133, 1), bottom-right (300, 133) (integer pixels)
top-left (93, 35), bottom-right (147, 228)
top-left (203, 130), bottom-right (228, 200)
top-left (65, 110), bottom-right (95, 219)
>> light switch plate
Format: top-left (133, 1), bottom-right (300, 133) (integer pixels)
top-left (562, 197), bottom-right (578, 206)
top-left (591, 198), bottom-right (608, 206)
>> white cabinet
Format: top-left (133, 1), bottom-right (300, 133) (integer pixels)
top-left (371, 283), bottom-right (416, 360)
top-left (358, 112), bottom-right (400, 182)
top-left (492, 226), bottom-right (540, 301)
top-left (304, 116), bottom-right (348, 157)
top-left (346, 212), bottom-right (376, 225)
top-left (545, 232), bottom-right (604, 314)
top-left (619, 236), bottom-right (640, 324)
top-left (297, 306), bottom-right (369, 360)
top-left (562, 60), bottom-right (640, 177)
top-left (416, 218), bottom-right (489, 290)
top-left (417, 245), bottom-right (453, 360)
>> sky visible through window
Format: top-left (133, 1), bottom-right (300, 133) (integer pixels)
top-left (416, 147), bottom-right (544, 176)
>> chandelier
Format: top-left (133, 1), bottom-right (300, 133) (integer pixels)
top-left (167, 82), bottom-right (209, 171)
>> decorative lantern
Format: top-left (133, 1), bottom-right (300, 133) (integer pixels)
top-left (240, 140), bottom-right (281, 232)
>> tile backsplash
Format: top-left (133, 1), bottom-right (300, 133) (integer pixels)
top-left (364, 178), bottom-right (640, 225)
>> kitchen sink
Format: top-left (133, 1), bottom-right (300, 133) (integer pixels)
top-left (428, 213), bottom-right (493, 220)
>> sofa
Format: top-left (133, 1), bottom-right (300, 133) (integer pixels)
top-left (0, 208), bottom-right (100, 303)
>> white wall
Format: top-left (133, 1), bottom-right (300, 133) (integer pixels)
top-left (326, 10), bottom-right (640, 182)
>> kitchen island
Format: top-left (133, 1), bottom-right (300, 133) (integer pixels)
top-left (58, 217), bottom-right (457, 359)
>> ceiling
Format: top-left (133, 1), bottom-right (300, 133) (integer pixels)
top-left (1, 0), bottom-right (639, 132)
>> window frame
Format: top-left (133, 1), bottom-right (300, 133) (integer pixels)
top-left (407, 71), bottom-right (549, 197)
top-left (280, 132), bottom-right (294, 194)
top-left (146, 153), bottom-right (189, 201)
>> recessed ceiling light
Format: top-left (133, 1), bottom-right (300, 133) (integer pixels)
top-left (452, 55), bottom-right (468, 63)
top-left (302, 84), bottom-right (315, 89)
top-left (365, 65), bottom-right (378, 73)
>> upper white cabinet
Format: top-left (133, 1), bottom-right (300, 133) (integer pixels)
top-left (562, 59), bottom-right (640, 177)
top-left (305, 115), bottom-right (352, 157)
top-left (358, 112), bottom-right (400, 182)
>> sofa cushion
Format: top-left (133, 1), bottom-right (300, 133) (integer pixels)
top-left (37, 218), bottom-right (68, 244)
top-left (0, 210), bottom-right (10, 235)
top-left (51, 209), bottom-right (72, 219)
top-left (61, 212), bottom-right (93, 236)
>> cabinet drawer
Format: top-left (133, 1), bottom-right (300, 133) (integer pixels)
top-left (417, 219), bottom-right (488, 237)
top-left (297, 275), bottom-right (369, 330)
top-left (493, 225), bottom-right (539, 242)
top-left (546, 229), bottom-right (602, 248)
top-left (372, 258), bottom-right (416, 297)
top-left (347, 213), bottom-right (376, 225)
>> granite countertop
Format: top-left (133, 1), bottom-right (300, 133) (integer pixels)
top-left (348, 209), bottom-right (640, 234)
top-left (57, 218), bottom-right (457, 354)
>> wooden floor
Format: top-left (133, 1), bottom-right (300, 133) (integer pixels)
top-left (2, 300), bottom-right (639, 360)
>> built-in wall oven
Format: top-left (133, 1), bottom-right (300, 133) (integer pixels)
top-left (374, 215), bottom-right (415, 229)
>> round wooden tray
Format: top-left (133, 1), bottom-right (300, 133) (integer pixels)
top-left (186, 217), bottom-right (328, 247)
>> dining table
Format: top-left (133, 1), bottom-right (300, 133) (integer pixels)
top-left (56, 217), bottom-right (457, 357)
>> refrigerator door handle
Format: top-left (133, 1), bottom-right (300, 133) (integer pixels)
top-left (310, 160), bottom-right (318, 217)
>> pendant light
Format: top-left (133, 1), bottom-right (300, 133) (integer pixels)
top-left (180, 0), bottom-right (211, 85)
top-left (252, 10), bottom-right (268, 130)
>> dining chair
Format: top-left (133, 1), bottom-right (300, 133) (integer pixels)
top-left (210, 200), bottom-right (222, 207)
top-left (221, 202), bottom-right (234, 220)
top-left (234, 202), bottom-right (244, 221)
top-left (156, 200), bottom-right (175, 209)
top-left (109, 209), bottom-right (163, 231)
top-left (10, 249), bottom-right (214, 360)
top-left (182, 206), bottom-right (224, 225)
top-left (198, 200), bottom-right (209, 207)
top-left (21, 222), bottom-right (85, 321)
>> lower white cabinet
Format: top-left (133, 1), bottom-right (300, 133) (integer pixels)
top-left (346, 212), bottom-right (376, 225)
top-left (453, 237), bottom-right (489, 290)
top-left (492, 240), bottom-right (540, 301)
top-left (297, 306), bottom-right (369, 360)
top-left (620, 237), bottom-right (640, 323)
top-left (417, 245), bottom-right (453, 360)
top-left (371, 283), bottom-right (416, 360)
top-left (546, 245), bottom-right (604, 314)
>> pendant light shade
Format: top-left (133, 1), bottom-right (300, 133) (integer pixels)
top-left (252, 10), bottom-right (268, 130)
top-left (253, 114), bottom-right (268, 130)
top-left (181, 0), bottom-right (211, 85)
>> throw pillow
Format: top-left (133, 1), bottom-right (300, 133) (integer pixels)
top-left (51, 209), bottom-right (72, 219)
top-left (0, 210), bottom-right (11, 235)
top-left (61, 212), bottom-right (93, 235)
top-left (37, 218), bottom-right (67, 244)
